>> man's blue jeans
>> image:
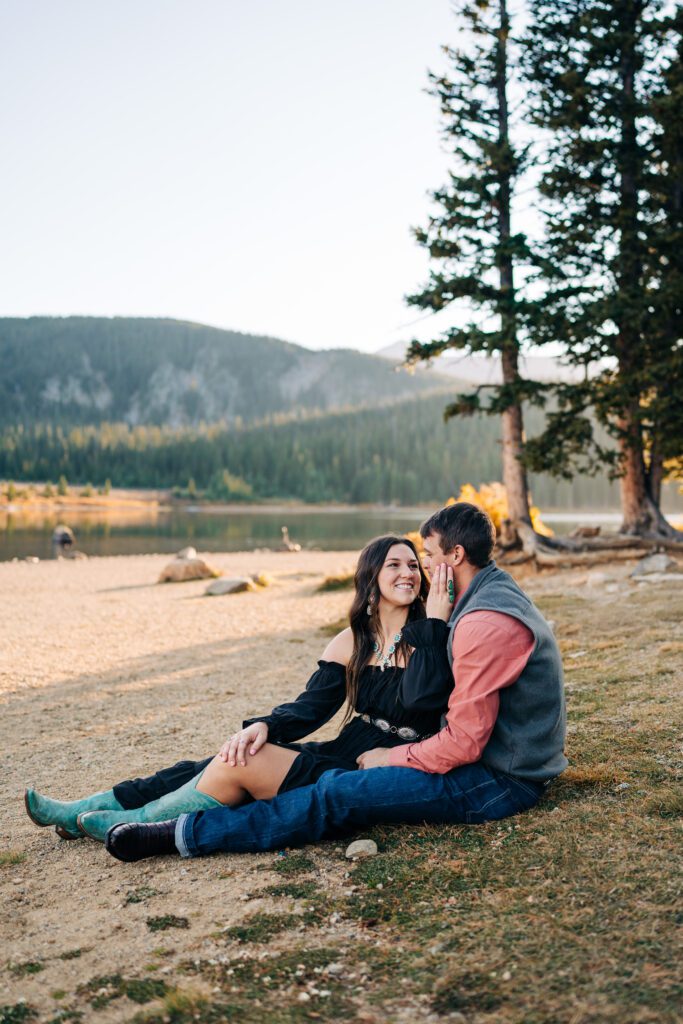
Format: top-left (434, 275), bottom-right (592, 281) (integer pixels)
top-left (176, 762), bottom-right (546, 858)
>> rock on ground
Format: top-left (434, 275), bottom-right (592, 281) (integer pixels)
top-left (158, 557), bottom-right (221, 582)
top-left (631, 553), bottom-right (681, 577)
top-left (345, 839), bottom-right (378, 859)
top-left (205, 577), bottom-right (256, 596)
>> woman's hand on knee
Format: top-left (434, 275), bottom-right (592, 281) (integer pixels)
top-left (219, 722), bottom-right (269, 766)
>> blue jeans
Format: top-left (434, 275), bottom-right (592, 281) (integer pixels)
top-left (176, 762), bottom-right (546, 858)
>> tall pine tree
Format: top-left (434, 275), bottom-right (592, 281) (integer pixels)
top-left (643, 6), bottom-right (683, 500)
top-left (522, 0), bottom-right (683, 538)
top-left (405, 0), bottom-right (551, 557)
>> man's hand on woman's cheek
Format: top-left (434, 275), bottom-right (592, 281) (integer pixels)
top-left (356, 748), bottom-right (392, 769)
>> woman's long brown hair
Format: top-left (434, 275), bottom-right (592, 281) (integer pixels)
top-left (343, 534), bottom-right (429, 722)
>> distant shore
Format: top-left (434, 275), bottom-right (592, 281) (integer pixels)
top-left (0, 483), bottom-right (440, 519)
top-left (0, 482), bottom-right (632, 519)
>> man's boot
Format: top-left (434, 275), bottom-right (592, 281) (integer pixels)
top-left (105, 819), bottom-right (179, 862)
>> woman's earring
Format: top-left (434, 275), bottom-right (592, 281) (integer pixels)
top-left (366, 596), bottom-right (373, 616)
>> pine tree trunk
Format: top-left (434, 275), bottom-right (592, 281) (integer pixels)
top-left (500, 352), bottom-right (532, 526)
top-left (496, 0), bottom-right (533, 541)
top-left (618, 407), bottom-right (680, 536)
top-left (613, 3), bottom-right (679, 539)
top-left (647, 439), bottom-right (664, 508)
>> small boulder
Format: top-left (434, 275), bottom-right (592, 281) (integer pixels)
top-left (345, 839), bottom-right (378, 860)
top-left (205, 577), bottom-right (256, 596)
top-left (176, 546), bottom-right (198, 560)
top-left (631, 553), bottom-right (680, 577)
top-left (158, 557), bottom-right (221, 583)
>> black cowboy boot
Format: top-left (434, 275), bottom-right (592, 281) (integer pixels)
top-left (105, 819), bottom-right (179, 862)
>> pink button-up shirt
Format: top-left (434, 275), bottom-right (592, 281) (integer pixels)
top-left (388, 610), bottom-right (535, 773)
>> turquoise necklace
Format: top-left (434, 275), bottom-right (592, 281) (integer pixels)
top-left (373, 631), bottom-right (402, 671)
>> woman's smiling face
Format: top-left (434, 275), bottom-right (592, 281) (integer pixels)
top-left (376, 543), bottom-right (422, 609)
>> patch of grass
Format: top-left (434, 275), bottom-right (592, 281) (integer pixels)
top-left (590, 639), bottom-right (623, 650)
top-left (263, 881), bottom-right (320, 900)
top-left (57, 949), bottom-right (84, 961)
top-left (146, 915), bottom-right (189, 932)
top-left (432, 968), bottom-right (504, 1014)
top-left (272, 851), bottom-right (316, 875)
top-left (124, 980), bottom-right (169, 1005)
top-left (8, 962), bottom-right (43, 977)
top-left (317, 571), bottom-right (354, 592)
top-left (133, 987), bottom-right (239, 1024)
top-left (0, 1007), bottom-right (36, 1024)
top-left (46, 1012), bottom-right (82, 1024)
top-left (0, 1006), bottom-right (36, 1024)
top-left (339, 847), bottom-right (475, 931)
top-left (557, 764), bottom-right (626, 790)
top-left (185, 947), bottom-right (356, 1021)
top-left (172, 581), bottom-right (683, 1020)
top-left (125, 886), bottom-right (160, 905)
top-left (0, 851), bottom-right (26, 868)
top-left (644, 786), bottom-right (683, 818)
top-left (77, 974), bottom-right (168, 1009)
top-left (77, 975), bottom-right (122, 1009)
top-left (658, 641), bottom-right (683, 655)
top-left (223, 912), bottom-right (299, 943)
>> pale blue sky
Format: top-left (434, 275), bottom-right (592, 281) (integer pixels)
top-left (0, 0), bottom-right (472, 353)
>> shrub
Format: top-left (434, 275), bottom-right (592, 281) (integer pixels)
top-left (206, 469), bottom-right (253, 502)
top-left (453, 482), bottom-right (553, 537)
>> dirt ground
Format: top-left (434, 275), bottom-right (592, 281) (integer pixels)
top-left (1, 551), bottom-right (681, 1023)
top-left (1, 551), bottom-right (360, 1019)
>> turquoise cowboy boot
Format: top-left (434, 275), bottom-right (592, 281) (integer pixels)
top-left (25, 787), bottom-right (124, 840)
top-left (77, 772), bottom-right (222, 843)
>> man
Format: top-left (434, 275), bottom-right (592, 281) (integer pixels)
top-left (105, 502), bottom-right (567, 862)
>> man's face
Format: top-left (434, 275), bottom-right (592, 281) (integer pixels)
top-left (420, 532), bottom-right (451, 575)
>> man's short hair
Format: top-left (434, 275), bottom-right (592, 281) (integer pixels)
top-left (419, 502), bottom-right (495, 568)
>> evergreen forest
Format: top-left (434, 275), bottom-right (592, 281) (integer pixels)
top-left (0, 394), bottom-right (624, 510)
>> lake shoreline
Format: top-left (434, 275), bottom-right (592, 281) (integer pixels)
top-left (0, 483), bottom-right (630, 519)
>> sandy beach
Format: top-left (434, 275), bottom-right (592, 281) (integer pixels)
top-left (1, 550), bottom-right (360, 1020)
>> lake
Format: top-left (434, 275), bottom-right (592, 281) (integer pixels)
top-left (0, 503), bottom-right (631, 562)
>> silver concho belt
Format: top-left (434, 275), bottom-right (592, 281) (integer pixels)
top-left (359, 714), bottom-right (432, 742)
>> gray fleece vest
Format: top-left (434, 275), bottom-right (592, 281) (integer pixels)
top-left (447, 561), bottom-right (567, 781)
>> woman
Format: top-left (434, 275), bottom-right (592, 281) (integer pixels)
top-left (25, 535), bottom-right (454, 843)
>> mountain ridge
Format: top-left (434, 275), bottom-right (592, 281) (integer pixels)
top-left (0, 316), bottom-right (455, 428)
top-left (375, 340), bottom-right (591, 385)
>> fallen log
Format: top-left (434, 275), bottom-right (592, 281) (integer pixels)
top-left (496, 522), bottom-right (683, 567)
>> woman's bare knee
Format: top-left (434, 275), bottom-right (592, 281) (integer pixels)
top-left (197, 744), bottom-right (297, 802)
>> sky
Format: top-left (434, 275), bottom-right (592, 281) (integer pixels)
top-left (0, 0), bottom-right (470, 354)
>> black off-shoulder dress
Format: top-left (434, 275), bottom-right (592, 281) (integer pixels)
top-left (113, 619), bottom-right (452, 808)
top-left (243, 618), bottom-right (452, 793)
